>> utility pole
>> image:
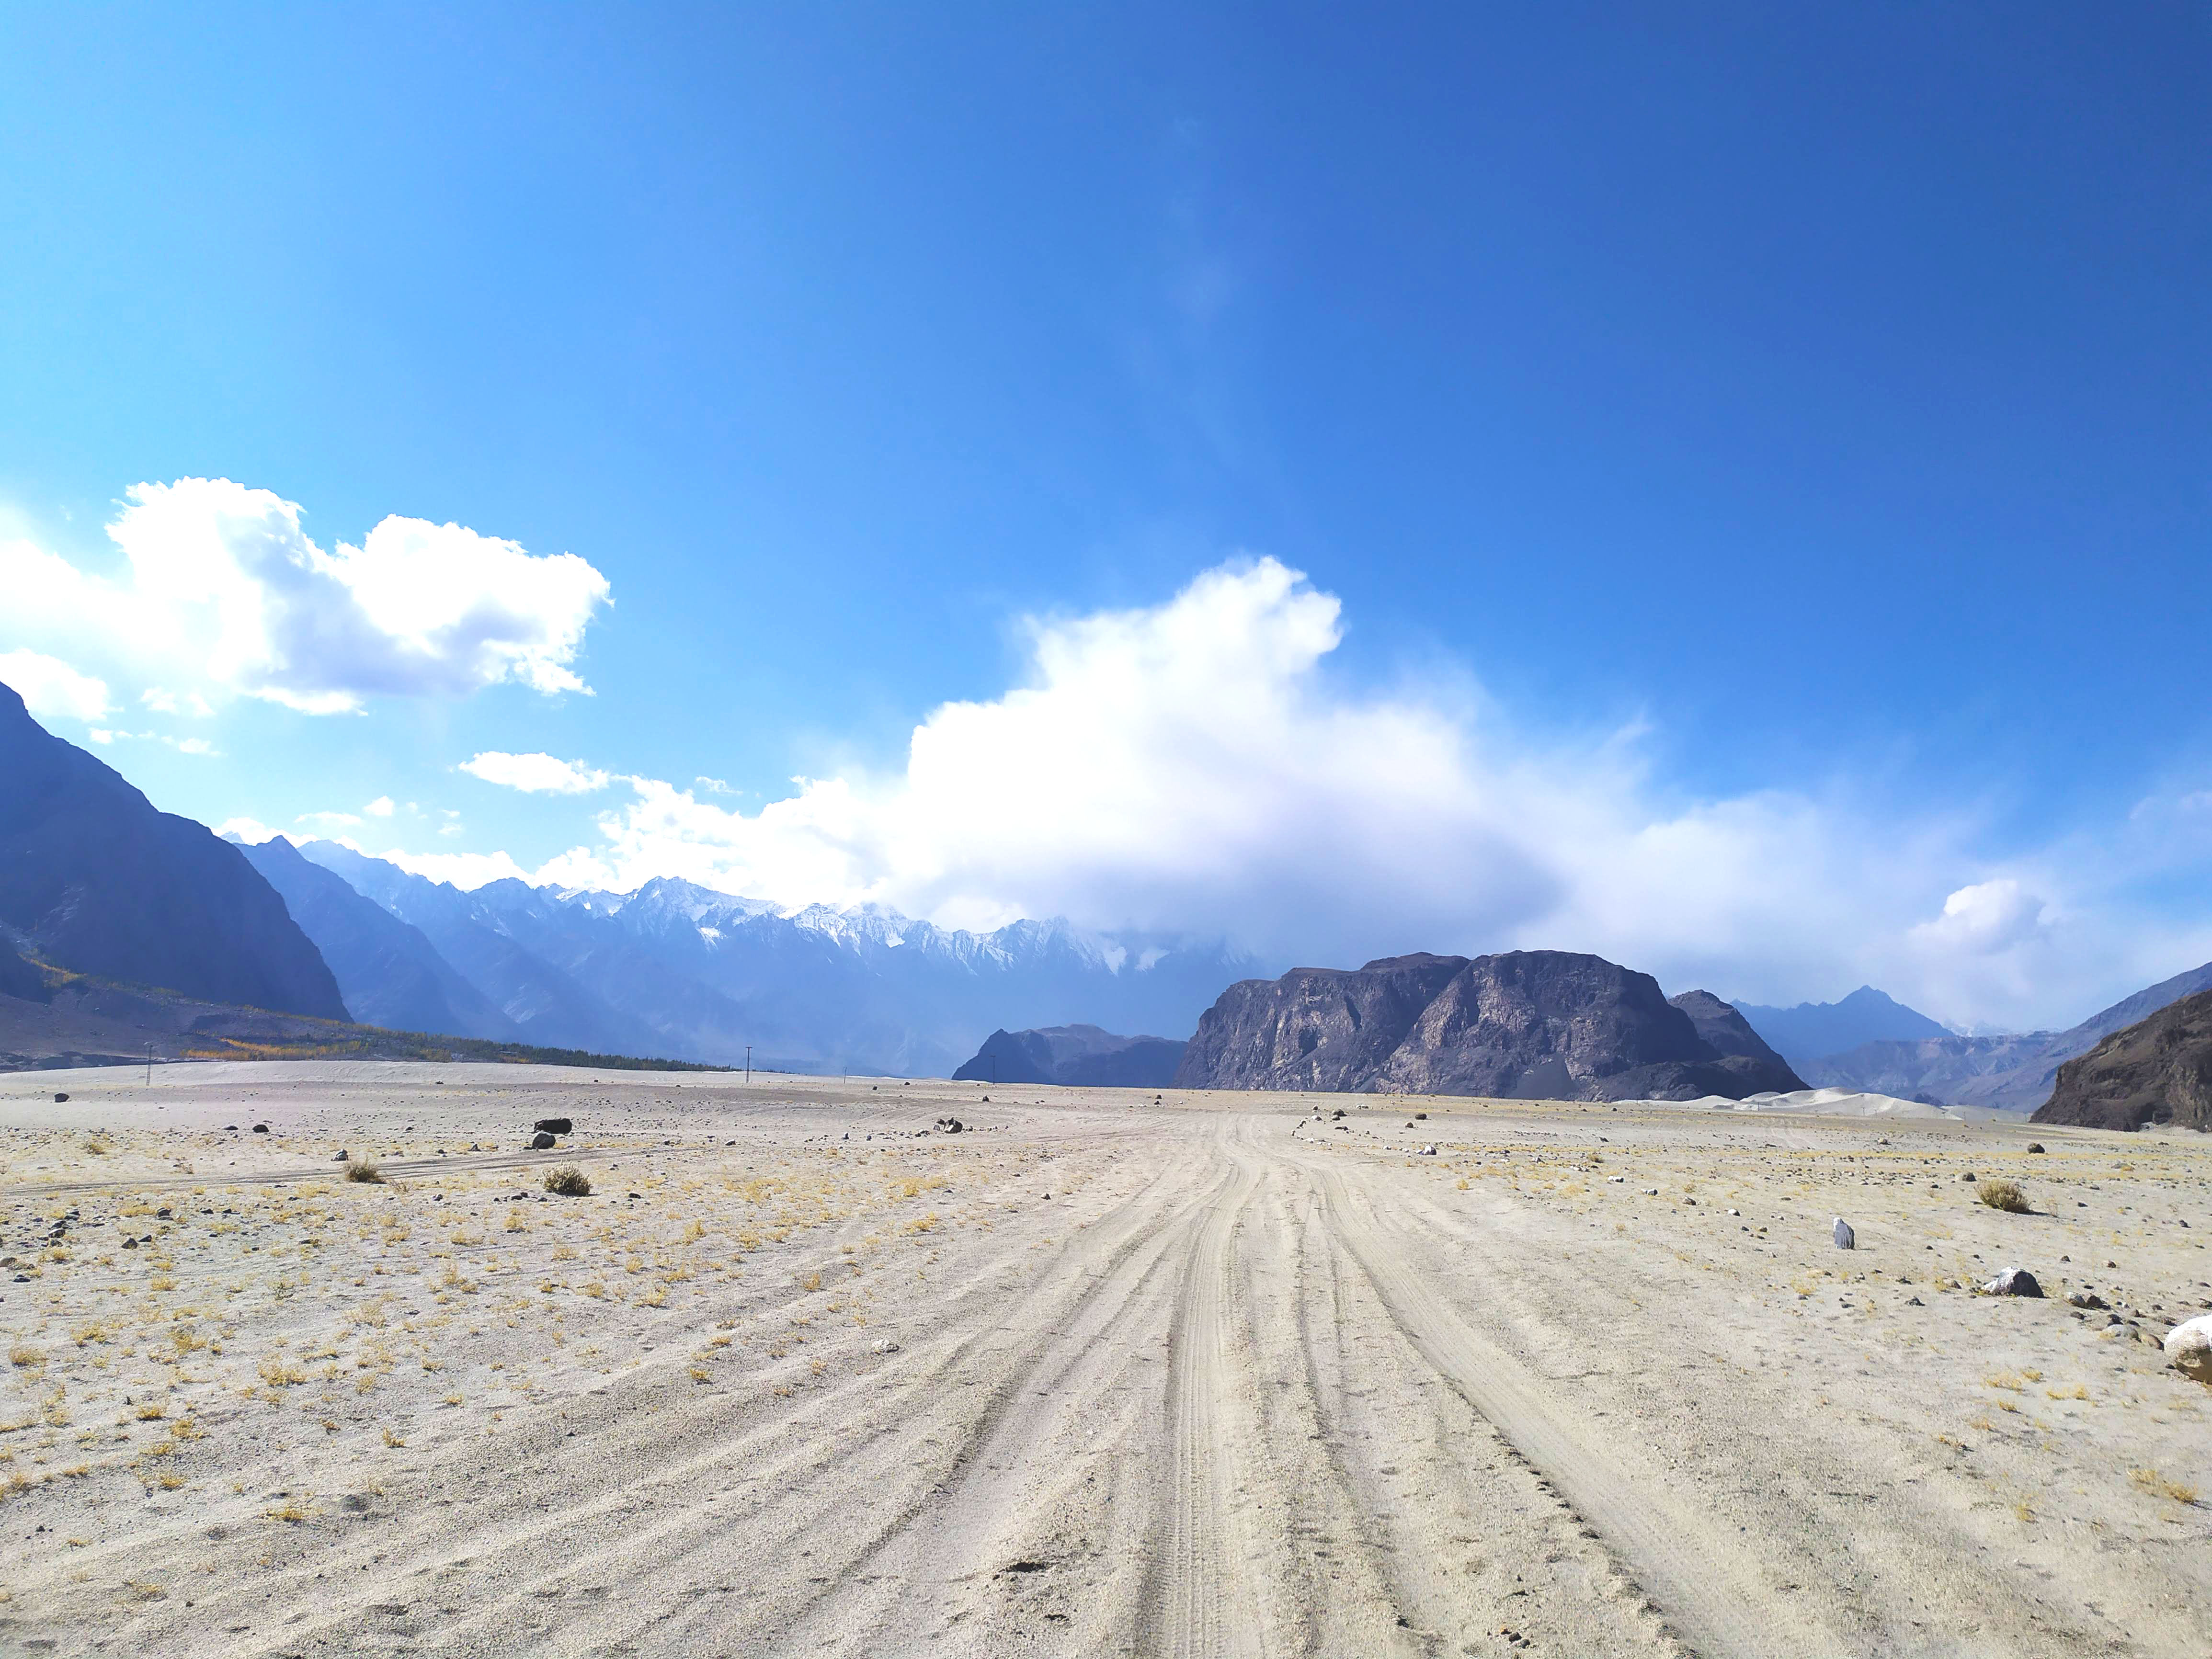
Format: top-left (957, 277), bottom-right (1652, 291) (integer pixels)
top-left (744, 1045), bottom-right (752, 1086)
top-left (145, 1041), bottom-right (152, 1087)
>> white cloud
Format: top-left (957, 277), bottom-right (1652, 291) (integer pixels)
top-left (298, 810), bottom-right (363, 829)
top-left (216, 817), bottom-right (278, 844)
top-left (0, 648), bottom-right (111, 721)
top-left (173, 736), bottom-right (218, 757)
top-left (0, 477), bottom-right (611, 715)
top-left (460, 750), bottom-right (611, 795)
top-left (365, 795), bottom-right (395, 818)
top-left (353, 844), bottom-right (530, 888)
top-left (461, 556), bottom-right (2189, 1031)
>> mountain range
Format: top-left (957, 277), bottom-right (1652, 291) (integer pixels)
top-left (1174, 951), bottom-right (1806, 1101)
top-left (265, 840), bottom-right (1254, 1077)
top-left (953, 1025), bottom-right (1187, 1088)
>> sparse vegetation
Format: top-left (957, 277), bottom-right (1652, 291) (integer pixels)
top-left (1977, 1178), bottom-right (2029, 1213)
top-left (2130, 1467), bottom-right (2201, 1506)
top-left (345, 1157), bottom-right (386, 1184)
top-left (545, 1165), bottom-right (593, 1197)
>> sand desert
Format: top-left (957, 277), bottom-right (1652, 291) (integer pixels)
top-left (0, 1061), bottom-right (2207, 1657)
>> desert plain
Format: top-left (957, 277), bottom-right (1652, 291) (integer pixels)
top-left (0, 1061), bottom-right (2205, 1657)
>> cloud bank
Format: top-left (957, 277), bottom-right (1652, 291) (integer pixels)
top-left (456, 557), bottom-right (2200, 1030)
top-left (0, 478), bottom-right (610, 716)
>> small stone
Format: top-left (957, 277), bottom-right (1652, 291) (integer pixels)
top-left (1980, 1267), bottom-right (2043, 1298)
top-left (2066, 1290), bottom-right (2108, 1310)
top-left (333, 1151), bottom-right (349, 1162)
top-left (1906, 1295), bottom-right (1924, 1306)
top-left (53, 1091), bottom-right (68, 1104)
top-left (251, 1123), bottom-right (269, 1134)
top-left (1833, 1219), bottom-right (1856, 1250)
top-left (870, 1338), bottom-right (901, 1355)
top-left (1418, 1144), bottom-right (1437, 1156)
top-left (122, 1238), bottom-right (136, 1250)
top-left (2026, 1143), bottom-right (2046, 1154)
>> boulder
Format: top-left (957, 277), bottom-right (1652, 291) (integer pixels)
top-left (935, 1117), bottom-right (964, 1135)
top-left (1833, 1218), bottom-right (1855, 1250)
top-left (529, 1130), bottom-right (556, 1150)
top-left (2164, 1315), bottom-right (2212, 1382)
top-left (533, 1118), bottom-right (572, 1135)
top-left (53, 1092), bottom-right (67, 1103)
top-left (1980, 1267), bottom-right (2043, 1298)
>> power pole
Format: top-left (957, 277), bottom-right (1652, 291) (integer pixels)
top-left (744, 1045), bottom-right (752, 1086)
top-left (145, 1041), bottom-right (152, 1087)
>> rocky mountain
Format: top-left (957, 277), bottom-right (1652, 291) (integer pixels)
top-left (1732, 986), bottom-right (1948, 1066)
top-left (953, 1025), bottom-right (1186, 1088)
top-left (1174, 950), bottom-right (1806, 1100)
top-left (238, 837), bottom-right (522, 1040)
top-left (294, 842), bottom-right (1252, 1076)
top-left (2033, 987), bottom-right (2212, 1132)
top-left (0, 682), bottom-right (345, 1019)
top-left (1802, 959), bottom-right (2212, 1113)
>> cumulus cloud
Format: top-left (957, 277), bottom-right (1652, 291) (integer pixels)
top-left (0, 648), bottom-right (111, 721)
top-left (365, 795), bottom-right (395, 818)
top-left (216, 817), bottom-right (278, 844)
top-left (460, 751), bottom-right (611, 795)
top-left (0, 478), bottom-right (610, 715)
top-left (476, 555), bottom-right (2145, 1027)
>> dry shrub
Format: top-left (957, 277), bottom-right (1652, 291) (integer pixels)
top-left (545, 1166), bottom-right (592, 1198)
top-left (1978, 1178), bottom-right (2029, 1213)
top-left (345, 1158), bottom-right (386, 1184)
top-left (2131, 1466), bottom-right (2201, 1505)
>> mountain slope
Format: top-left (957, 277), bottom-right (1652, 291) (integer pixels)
top-left (238, 837), bottom-right (522, 1040)
top-left (2033, 987), bottom-right (2212, 1132)
top-left (1175, 951), bottom-right (1803, 1100)
top-left (1731, 987), bottom-right (1948, 1066)
top-left (0, 682), bottom-right (345, 1019)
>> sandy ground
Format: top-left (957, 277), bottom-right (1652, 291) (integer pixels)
top-left (0, 1062), bottom-right (2207, 1658)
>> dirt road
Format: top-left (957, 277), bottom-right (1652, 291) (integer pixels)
top-left (0, 1063), bottom-right (2207, 1655)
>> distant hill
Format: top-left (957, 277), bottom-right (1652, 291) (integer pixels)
top-left (1806, 957), bottom-right (2212, 1113)
top-left (2033, 986), bottom-right (2212, 1132)
top-left (954, 1025), bottom-right (1186, 1088)
top-left (1732, 987), bottom-right (1948, 1066)
top-left (0, 682), bottom-right (345, 1019)
top-left (294, 841), bottom-right (1252, 1077)
top-left (1174, 951), bottom-right (1806, 1101)
top-left (238, 837), bottom-right (523, 1041)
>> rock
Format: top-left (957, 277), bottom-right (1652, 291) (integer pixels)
top-left (935, 1117), bottom-right (964, 1135)
top-left (2164, 1316), bottom-right (2212, 1382)
top-left (251, 1123), bottom-right (269, 1134)
top-left (1174, 951), bottom-right (1806, 1100)
top-left (122, 1237), bottom-right (136, 1250)
top-left (1980, 1268), bottom-right (2043, 1298)
top-left (1418, 1144), bottom-right (1438, 1156)
top-left (53, 1092), bottom-right (67, 1103)
top-left (1833, 1219), bottom-right (1856, 1250)
top-left (2026, 1142), bottom-right (2046, 1154)
top-left (533, 1118), bottom-right (573, 1135)
top-left (870, 1338), bottom-right (901, 1355)
top-left (2034, 985), bottom-right (2212, 1132)
top-left (2067, 1289), bottom-right (2109, 1309)
top-left (333, 1150), bottom-right (349, 1161)
top-left (529, 1131), bottom-right (556, 1150)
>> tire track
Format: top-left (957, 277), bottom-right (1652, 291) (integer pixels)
top-left (1300, 1147), bottom-right (1847, 1659)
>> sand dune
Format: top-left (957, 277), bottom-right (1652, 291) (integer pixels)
top-left (0, 1064), bottom-right (2207, 1655)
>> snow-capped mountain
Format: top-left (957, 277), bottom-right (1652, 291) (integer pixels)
top-left (286, 842), bottom-right (1258, 1075)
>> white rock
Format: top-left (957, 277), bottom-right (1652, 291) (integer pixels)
top-left (1833, 1218), bottom-right (1855, 1250)
top-left (2166, 1315), bottom-right (2212, 1383)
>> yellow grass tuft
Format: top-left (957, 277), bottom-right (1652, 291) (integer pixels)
top-left (345, 1157), bottom-right (386, 1184)
top-left (1977, 1178), bottom-right (2029, 1213)
top-left (2131, 1467), bottom-right (2201, 1505)
top-left (544, 1166), bottom-right (592, 1198)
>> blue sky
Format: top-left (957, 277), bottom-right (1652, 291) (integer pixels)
top-left (1, 4), bottom-right (2207, 1029)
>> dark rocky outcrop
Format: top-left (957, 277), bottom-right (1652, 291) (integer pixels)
top-left (1171, 954), bottom-right (1471, 1094)
top-left (1174, 950), bottom-right (1805, 1101)
top-left (0, 682), bottom-right (345, 1018)
top-left (954, 1024), bottom-right (1186, 1088)
top-left (2032, 987), bottom-right (2212, 1133)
